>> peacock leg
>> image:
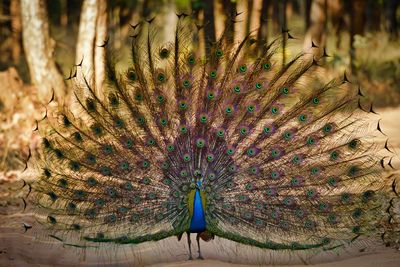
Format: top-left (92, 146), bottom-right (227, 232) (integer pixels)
top-left (186, 232), bottom-right (193, 260)
top-left (196, 233), bottom-right (204, 259)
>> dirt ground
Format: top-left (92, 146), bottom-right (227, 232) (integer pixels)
top-left (0, 107), bottom-right (399, 267)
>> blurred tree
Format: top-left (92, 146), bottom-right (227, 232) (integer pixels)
top-left (10, 0), bottom-right (21, 63)
top-left (76, 0), bottom-right (108, 98)
top-left (223, 0), bottom-right (236, 45)
top-left (304, 0), bottom-right (312, 31)
top-left (304, 0), bottom-right (327, 49)
top-left (272, 0), bottom-right (280, 33)
top-left (60, 0), bottom-right (67, 27)
top-left (281, 0), bottom-right (287, 65)
top-left (67, 0), bottom-right (82, 28)
top-left (348, 0), bottom-right (366, 72)
top-left (387, 0), bottom-right (399, 39)
top-left (257, 0), bottom-right (269, 48)
top-left (203, 0), bottom-right (215, 57)
top-left (328, 0), bottom-right (345, 49)
top-left (20, 0), bottom-right (67, 102)
top-left (366, 0), bottom-right (382, 32)
top-left (245, 0), bottom-right (254, 36)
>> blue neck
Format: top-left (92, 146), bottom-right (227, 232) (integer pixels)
top-left (189, 187), bottom-right (206, 233)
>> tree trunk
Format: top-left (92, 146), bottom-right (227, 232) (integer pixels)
top-left (245, 0), bottom-right (254, 36)
top-left (94, 0), bottom-right (107, 98)
top-left (349, 0), bottom-right (366, 72)
top-left (20, 0), bottom-right (67, 102)
top-left (304, 0), bottom-right (312, 31)
top-left (329, 0), bottom-right (345, 49)
top-left (272, 0), bottom-right (280, 33)
top-left (304, 0), bottom-right (327, 49)
top-left (281, 0), bottom-right (287, 65)
top-left (76, 0), bottom-right (108, 98)
top-left (258, 0), bottom-right (269, 47)
top-left (10, 0), bottom-right (21, 63)
top-left (203, 0), bottom-right (216, 57)
top-left (60, 0), bottom-right (68, 27)
top-left (223, 0), bottom-right (236, 46)
top-left (387, 0), bottom-right (399, 39)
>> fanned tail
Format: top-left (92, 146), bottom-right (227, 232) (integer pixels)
top-left (27, 14), bottom-right (399, 253)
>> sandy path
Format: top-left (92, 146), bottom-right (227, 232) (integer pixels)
top-left (0, 108), bottom-right (399, 267)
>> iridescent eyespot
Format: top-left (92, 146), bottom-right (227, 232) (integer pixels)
top-left (127, 69), bottom-right (137, 81)
top-left (240, 127), bottom-right (248, 135)
top-left (348, 139), bottom-right (359, 149)
top-left (160, 48), bottom-right (169, 58)
top-left (330, 151), bottom-right (338, 160)
top-left (323, 123), bottom-right (333, 133)
top-left (157, 73), bottom-right (165, 82)
top-left (307, 137), bottom-right (315, 145)
top-left (180, 126), bottom-right (188, 134)
top-left (135, 93), bottom-right (143, 101)
top-left (247, 105), bottom-right (255, 113)
top-left (183, 80), bottom-right (190, 88)
top-left (196, 139), bottom-right (205, 148)
top-left (282, 131), bottom-right (291, 140)
top-left (157, 95), bottom-right (165, 104)
top-left (188, 55), bottom-right (195, 65)
top-left (179, 101), bottom-right (188, 110)
top-left (247, 148), bottom-right (256, 156)
top-left (216, 129), bottom-right (225, 138)
top-left (271, 107), bottom-right (279, 114)
top-left (263, 63), bottom-right (270, 70)
top-left (226, 148), bottom-right (235, 155)
top-left (159, 118), bottom-right (168, 126)
top-left (142, 160), bottom-right (150, 168)
top-left (183, 154), bottom-right (191, 162)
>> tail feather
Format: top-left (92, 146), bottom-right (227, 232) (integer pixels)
top-left (26, 15), bottom-right (399, 252)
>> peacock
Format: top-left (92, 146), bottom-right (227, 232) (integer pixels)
top-left (24, 13), bottom-right (400, 262)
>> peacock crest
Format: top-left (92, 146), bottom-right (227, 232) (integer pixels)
top-left (25, 14), bottom-right (399, 261)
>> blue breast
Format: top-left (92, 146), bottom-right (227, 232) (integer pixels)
top-left (189, 189), bottom-right (206, 233)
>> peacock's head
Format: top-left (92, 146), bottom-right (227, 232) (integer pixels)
top-left (196, 180), bottom-right (203, 189)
